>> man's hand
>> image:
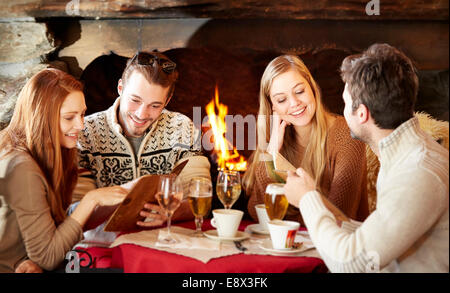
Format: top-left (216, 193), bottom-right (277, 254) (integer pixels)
top-left (284, 168), bottom-right (316, 208)
top-left (137, 203), bottom-right (166, 227)
top-left (285, 168), bottom-right (349, 224)
top-left (15, 259), bottom-right (43, 273)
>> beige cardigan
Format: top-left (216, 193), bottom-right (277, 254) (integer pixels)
top-left (299, 118), bottom-right (449, 272)
top-left (0, 151), bottom-right (83, 273)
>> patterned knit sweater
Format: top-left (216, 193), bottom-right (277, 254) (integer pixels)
top-left (247, 116), bottom-right (369, 223)
top-left (74, 97), bottom-right (211, 200)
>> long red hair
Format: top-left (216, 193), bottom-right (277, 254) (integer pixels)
top-left (0, 68), bottom-right (83, 224)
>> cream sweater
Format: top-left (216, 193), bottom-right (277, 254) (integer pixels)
top-left (299, 118), bottom-right (449, 273)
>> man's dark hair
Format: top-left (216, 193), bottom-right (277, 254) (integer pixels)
top-left (121, 51), bottom-right (179, 100)
top-left (340, 43), bottom-right (419, 129)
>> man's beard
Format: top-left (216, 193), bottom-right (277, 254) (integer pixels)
top-left (350, 128), bottom-right (370, 146)
top-left (350, 130), bottom-right (362, 141)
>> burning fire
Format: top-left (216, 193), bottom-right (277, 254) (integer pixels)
top-left (205, 86), bottom-right (247, 171)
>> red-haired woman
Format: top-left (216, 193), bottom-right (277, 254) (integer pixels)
top-left (0, 68), bottom-right (127, 273)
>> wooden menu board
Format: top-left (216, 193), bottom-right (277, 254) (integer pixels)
top-left (103, 160), bottom-right (189, 232)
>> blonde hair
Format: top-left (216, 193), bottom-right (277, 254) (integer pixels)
top-left (0, 68), bottom-right (83, 224)
top-left (243, 55), bottom-right (330, 193)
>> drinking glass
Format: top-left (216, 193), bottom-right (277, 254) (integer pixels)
top-left (155, 175), bottom-right (184, 244)
top-left (264, 183), bottom-right (289, 220)
top-left (216, 170), bottom-right (241, 209)
top-left (188, 177), bottom-right (213, 237)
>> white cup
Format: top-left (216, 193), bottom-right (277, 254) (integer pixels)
top-left (268, 220), bottom-right (300, 250)
top-left (255, 204), bottom-right (270, 231)
top-left (211, 209), bottom-right (243, 238)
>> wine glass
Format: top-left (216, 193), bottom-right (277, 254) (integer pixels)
top-left (216, 170), bottom-right (241, 209)
top-left (155, 175), bottom-right (184, 244)
top-left (188, 177), bottom-right (213, 237)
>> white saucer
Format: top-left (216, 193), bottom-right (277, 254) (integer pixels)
top-left (247, 224), bottom-right (270, 235)
top-left (203, 230), bottom-right (250, 242)
top-left (259, 239), bottom-right (307, 254)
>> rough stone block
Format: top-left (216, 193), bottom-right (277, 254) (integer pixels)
top-left (0, 22), bottom-right (56, 64)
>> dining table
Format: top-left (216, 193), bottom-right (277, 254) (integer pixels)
top-left (74, 219), bottom-right (328, 273)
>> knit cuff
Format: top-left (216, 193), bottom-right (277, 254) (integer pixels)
top-left (341, 219), bottom-right (363, 233)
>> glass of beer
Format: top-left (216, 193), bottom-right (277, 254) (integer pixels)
top-left (264, 183), bottom-right (289, 220)
top-left (216, 170), bottom-right (241, 209)
top-left (188, 177), bottom-right (213, 237)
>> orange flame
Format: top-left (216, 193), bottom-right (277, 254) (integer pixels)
top-left (205, 86), bottom-right (247, 171)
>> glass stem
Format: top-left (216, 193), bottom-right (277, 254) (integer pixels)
top-left (166, 214), bottom-right (172, 237)
top-left (195, 216), bottom-right (203, 233)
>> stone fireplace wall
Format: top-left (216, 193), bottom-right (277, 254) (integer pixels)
top-left (0, 1), bottom-right (448, 215)
top-left (1, 1), bottom-right (449, 132)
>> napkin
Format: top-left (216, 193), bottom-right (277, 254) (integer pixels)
top-left (110, 226), bottom-right (242, 263)
top-left (155, 229), bottom-right (220, 250)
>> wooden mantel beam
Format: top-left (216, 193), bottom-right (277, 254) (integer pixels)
top-left (0, 0), bottom-right (448, 20)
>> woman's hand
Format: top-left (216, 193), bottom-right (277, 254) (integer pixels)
top-left (15, 259), bottom-right (43, 273)
top-left (266, 112), bottom-right (289, 154)
top-left (86, 186), bottom-right (128, 207)
top-left (71, 186), bottom-right (128, 227)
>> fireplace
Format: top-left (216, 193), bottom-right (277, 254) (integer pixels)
top-left (0, 1), bottom-right (448, 215)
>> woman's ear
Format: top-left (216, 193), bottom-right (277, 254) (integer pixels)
top-left (117, 79), bottom-right (123, 96)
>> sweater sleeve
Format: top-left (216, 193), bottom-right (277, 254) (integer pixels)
top-left (5, 160), bottom-right (84, 271)
top-left (326, 120), bottom-right (369, 221)
top-left (176, 155), bottom-right (211, 199)
top-left (299, 168), bottom-right (448, 272)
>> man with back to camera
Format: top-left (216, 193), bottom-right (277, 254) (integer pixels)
top-left (73, 51), bottom-right (211, 241)
top-left (284, 43), bottom-right (449, 272)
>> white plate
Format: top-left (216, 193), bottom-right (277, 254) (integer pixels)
top-left (203, 230), bottom-right (250, 242)
top-left (259, 239), bottom-right (309, 254)
top-left (247, 224), bottom-right (270, 235)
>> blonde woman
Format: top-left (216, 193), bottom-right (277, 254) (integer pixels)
top-left (0, 69), bottom-right (128, 273)
top-left (243, 55), bottom-right (369, 224)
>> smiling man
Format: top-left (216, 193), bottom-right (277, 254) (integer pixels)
top-left (72, 51), bottom-right (211, 242)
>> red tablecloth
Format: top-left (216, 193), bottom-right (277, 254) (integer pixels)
top-left (77, 220), bottom-right (327, 273)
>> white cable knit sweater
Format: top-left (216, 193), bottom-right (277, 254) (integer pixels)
top-left (299, 117), bottom-right (449, 273)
